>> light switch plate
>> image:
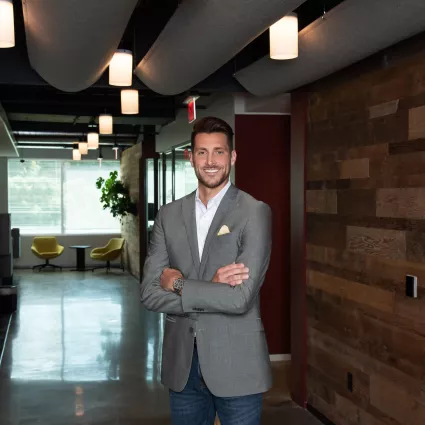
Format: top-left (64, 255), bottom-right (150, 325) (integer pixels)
top-left (406, 275), bottom-right (418, 298)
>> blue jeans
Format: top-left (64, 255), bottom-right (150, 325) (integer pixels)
top-left (169, 344), bottom-right (263, 425)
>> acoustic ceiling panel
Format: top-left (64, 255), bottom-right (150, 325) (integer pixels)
top-left (235, 0), bottom-right (425, 96)
top-left (135, 0), bottom-right (305, 95)
top-left (23, 0), bottom-right (138, 92)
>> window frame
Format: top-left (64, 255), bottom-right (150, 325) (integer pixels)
top-left (8, 158), bottom-right (122, 236)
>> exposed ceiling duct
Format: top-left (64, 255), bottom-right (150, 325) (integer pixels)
top-left (22, 0), bottom-right (138, 92)
top-left (134, 0), bottom-right (305, 95)
top-left (234, 0), bottom-right (425, 96)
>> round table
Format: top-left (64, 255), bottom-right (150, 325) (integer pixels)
top-left (69, 245), bottom-right (91, 272)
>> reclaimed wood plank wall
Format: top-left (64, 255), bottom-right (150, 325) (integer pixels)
top-left (306, 35), bottom-right (425, 425)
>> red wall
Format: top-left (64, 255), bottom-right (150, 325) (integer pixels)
top-left (235, 114), bottom-right (290, 354)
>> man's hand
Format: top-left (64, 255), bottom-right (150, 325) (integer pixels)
top-left (212, 263), bottom-right (250, 286)
top-left (160, 268), bottom-right (183, 292)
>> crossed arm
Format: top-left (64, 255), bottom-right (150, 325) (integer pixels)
top-left (140, 203), bottom-right (272, 315)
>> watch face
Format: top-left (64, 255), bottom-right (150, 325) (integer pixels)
top-left (173, 278), bottom-right (184, 294)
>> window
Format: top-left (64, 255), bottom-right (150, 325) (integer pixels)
top-left (8, 159), bottom-right (121, 235)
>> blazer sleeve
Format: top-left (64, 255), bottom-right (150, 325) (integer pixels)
top-left (181, 202), bottom-right (272, 315)
top-left (140, 206), bottom-right (185, 314)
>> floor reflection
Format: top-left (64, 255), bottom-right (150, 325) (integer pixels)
top-left (0, 270), bottom-right (170, 425)
top-left (11, 283), bottom-right (123, 382)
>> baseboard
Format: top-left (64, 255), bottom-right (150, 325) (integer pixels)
top-left (269, 354), bottom-right (291, 362)
top-left (307, 403), bottom-right (337, 425)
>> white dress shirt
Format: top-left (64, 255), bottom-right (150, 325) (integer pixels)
top-left (195, 180), bottom-right (231, 261)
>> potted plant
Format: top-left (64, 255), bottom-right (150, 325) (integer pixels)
top-left (96, 171), bottom-right (137, 221)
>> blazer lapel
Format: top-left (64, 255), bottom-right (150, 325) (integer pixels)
top-left (199, 184), bottom-right (239, 277)
top-left (182, 192), bottom-right (201, 274)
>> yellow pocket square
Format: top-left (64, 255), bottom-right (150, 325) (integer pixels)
top-left (217, 225), bottom-right (231, 236)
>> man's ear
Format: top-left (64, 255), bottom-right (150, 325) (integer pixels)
top-left (231, 150), bottom-right (237, 166)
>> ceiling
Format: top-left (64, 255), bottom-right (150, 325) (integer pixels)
top-left (0, 0), bottom-right (345, 155)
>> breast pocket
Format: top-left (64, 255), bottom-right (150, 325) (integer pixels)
top-left (209, 233), bottom-right (240, 266)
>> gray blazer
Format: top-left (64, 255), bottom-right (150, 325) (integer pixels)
top-left (140, 184), bottom-right (273, 397)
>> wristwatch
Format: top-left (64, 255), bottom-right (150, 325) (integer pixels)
top-left (173, 277), bottom-right (185, 296)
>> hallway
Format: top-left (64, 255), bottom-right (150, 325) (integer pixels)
top-left (0, 271), bottom-right (320, 425)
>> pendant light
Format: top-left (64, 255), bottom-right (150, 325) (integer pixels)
top-left (121, 89), bottom-right (139, 114)
top-left (269, 13), bottom-right (298, 60)
top-left (78, 141), bottom-right (88, 155)
top-left (72, 144), bottom-right (81, 160)
top-left (99, 114), bottom-right (113, 134)
top-left (0, 0), bottom-right (15, 48)
top-left (109, 49), bottom-right (133, 86)
top-left (87, 132), bottom-right (99, 149)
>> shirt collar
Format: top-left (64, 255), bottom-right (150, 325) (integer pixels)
top-left (195, 180), bottom-right (231, 208)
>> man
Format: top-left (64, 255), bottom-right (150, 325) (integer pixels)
top-left (141, 116), bottom-right (273, 425)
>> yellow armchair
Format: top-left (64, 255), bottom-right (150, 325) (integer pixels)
top-left (90, 238), bottom-right (125, 272)
top-left (31, 236), bottom-right (64, 271)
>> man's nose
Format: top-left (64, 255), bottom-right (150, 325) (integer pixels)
top-left (206, 153), bottom-right (215, 165)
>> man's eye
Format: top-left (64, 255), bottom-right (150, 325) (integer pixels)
top-left (216, 151), bottom-right (224, 155)
top-left (197, 151), bottom-right (205, 155)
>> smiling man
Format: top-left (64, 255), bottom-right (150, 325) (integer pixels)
top-left (140, 116), bottom-right (273, 425)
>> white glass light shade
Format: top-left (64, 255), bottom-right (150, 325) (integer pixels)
top-left (0, 0), bottom-right (15, 48)
top-left (78, 142), bottom-right (88, 155)
top-left (270, 13), bottom-right (298, 60)
top-left (87, 132), bottom-right (99, 149)
top-left (109, 50), bottom-right (133, 86)
top-left (121, 89), bottom-right (139, 114)
top-left (99, 114), bottom-right (113, 134)
top-left (72, 149), bottom-right (81, 161)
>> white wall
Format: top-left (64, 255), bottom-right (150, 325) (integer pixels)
top-left (0, 158), bottom-right (7, 213)
top-left (14, 234), bottom-right (122, 269)
top-left (156, 93), bottom-right (235, 153)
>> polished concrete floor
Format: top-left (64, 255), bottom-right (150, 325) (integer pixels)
top-left (0, 270), bottom-right (322, 425)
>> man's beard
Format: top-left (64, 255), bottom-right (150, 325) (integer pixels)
top-left (194, 166), bottom-right (230, 189)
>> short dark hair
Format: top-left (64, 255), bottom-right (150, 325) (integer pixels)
top-left (190, 116), bottom-right (234, 152)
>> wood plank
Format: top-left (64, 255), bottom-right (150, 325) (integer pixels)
top-left (338, 189), bottom-right (376, 217)
top-left (377, 188), bottom-right (425, 219)
top-left (307, 218), bottom-right (346, 250)
top-left (308, 270), bottom-right (395, 313)
top-left (308, 259), bottom-right (402, 295)
top-left (350, 173), bottom-right (425, 189)
top-left (369, 100), bottom-right (399, 119)
top-left (370, 374), bottom-right (425, 425)
top-left (310, 295), bottom-right (425, 379)
top-left (307, 161), bottom-right (339, 181)
top-left (341, 143), bottom-right (389, 161)
top-left (307, 244), bottom-right (425, 290)
top-left (309, 328), bottom-right (425, 403)
top-left (370, 151), bottom-right (425, 178)
top-left (347, 226), bottom-right (406, 261)
top-left (334, 393), bottom-right (394, 425)
top-left (308, 345), bottom-right (370, 407)
top-left (339, 158), bottom-right (370, 179)
top-left (389, 138), bottom-right (425, 155)
top-left (306, 190), bottom-right (337, 214)
top-left (307, 365), bottom-right (336, 405)
top-left (408, 105), bottom-right (425, 140)
top-left (306, 180), bottom-right (351, 190)
top-left (360, 314), bottom-right (425, 379)
top-left (406, 230), bottom-right (425, 263)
